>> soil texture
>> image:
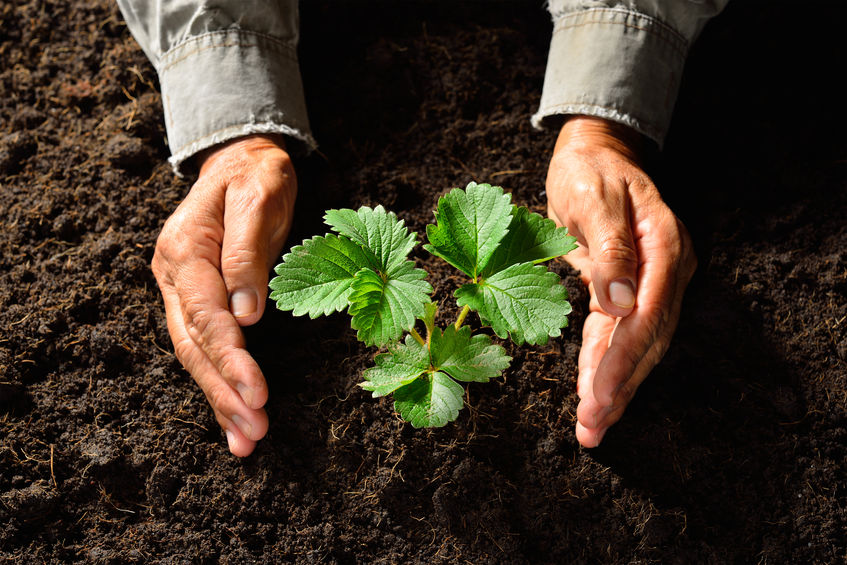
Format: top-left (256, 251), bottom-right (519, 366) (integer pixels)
top-left (1, 1), bottom-right (845, 563)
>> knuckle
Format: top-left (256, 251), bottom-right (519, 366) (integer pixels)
top-left (153, 229), bottom-right (174, 263)
top-left (238, 154), bottom-right (295, 204)
top-left (150, 249), bottom-right (165, 280)
top-left (254, 183), bottom-right (295, 217)
top-left (571, 177), bottom-right (604, 200)
top-left (216, 349), bottom-right (241, 384)
top-left (260, 150), bottom-right (294, 178)
top-left (631, 171), bottom-right (654, 190)
top-left (172, 336), bottom-right (195, 365)
top-left (182, 297), bottom-right (216, 345)
top-left (155, 217), bottom-right (194, 265)
top-left (596, 236), bottom-right (638, 267)
top-left (221, 245), bottom-right (262, 271)
top-left (251, 183), bottom-right (281, 210)
top-left (206, 381), bottom-right (234, 413)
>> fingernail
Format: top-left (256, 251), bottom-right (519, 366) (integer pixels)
top-left (230, 289), bottom-right (258, 318)
top-left (595, 427), bottom-right (608, 445)
top-left (225, 429), bottom-right (236, 451)
top-left (609, 279), bottom-right (636, 309)
top-left (231, 414), bottom-right (252, 438)
top-left (236, 383), bottom-right (254, 407)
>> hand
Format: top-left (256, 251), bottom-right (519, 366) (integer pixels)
top-left (546, 117), bottom-right (697, 448)
top-left (151, 134), bottom-right (296, 457)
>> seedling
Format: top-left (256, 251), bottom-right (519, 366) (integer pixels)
top-left (269, 182), bottom-right (577, 427)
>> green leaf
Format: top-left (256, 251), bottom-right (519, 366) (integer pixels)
top-left (393, 372), bottom-right (465, 428)
top-left (269, 234), bottom-right (373, 317)
top-left (324, 205), bottom-right (417, 272)
top-left (359, 323), bottom-right (509, 426)
top-left (360, 335), bottom-right (429, 397)
top-left (348, 262), bottom-right (432, 347)
top-left (430, 325), bottom-right (511, 383)
top-left (423, 182), bottom-right (513, 278)
top-left (455, 262), bottom-right (571, 346)
top-left (482, 206), bottom-right (578, 277)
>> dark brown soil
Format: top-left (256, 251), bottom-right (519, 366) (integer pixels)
top-left (1, 1), bottom-right (845, 563)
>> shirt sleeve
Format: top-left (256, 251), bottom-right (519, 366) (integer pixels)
top-left (532, 0), bottom-right (730, 147)
top-left (116, 0), bottom-right (316, 175)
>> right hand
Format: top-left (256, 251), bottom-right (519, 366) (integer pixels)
top-left (151, 134), bottom-right (296, 457)
top-left (546, 117), bottom-right (697, 448)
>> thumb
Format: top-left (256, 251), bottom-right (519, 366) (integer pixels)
top-left (221, 209), bottom-right (270, 327)
top-left (584, 187), bottom-right (639, 319)
top-left (221, 172), bottom-right (297, 327)
top-left (194, 135), bottom-right (296, 328)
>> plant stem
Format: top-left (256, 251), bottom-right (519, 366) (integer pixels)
top-left (410, 327), bottom-right (426, 347)
top-left (454, 305), bottom-right (471, 330)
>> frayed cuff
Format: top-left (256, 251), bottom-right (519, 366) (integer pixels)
top-left (157, 28), bottom-right (315, 176)
top-left (533, 8), bottom-right (689, 148)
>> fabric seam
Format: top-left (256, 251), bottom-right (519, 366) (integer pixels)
top-left (552, 8), bottom-right (688, 59)
top-left (159, 29), bottom-right (297, 74)
top-left (550, 7), bottom-right (686, 42)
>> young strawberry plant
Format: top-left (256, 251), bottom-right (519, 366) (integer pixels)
top-left (269, 182), bottom-right (577, 427)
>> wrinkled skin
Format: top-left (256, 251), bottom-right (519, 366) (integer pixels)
top-left (151, 134), bottom-right (296, 457)
top-left (545, 116), bottom-right (697, 447)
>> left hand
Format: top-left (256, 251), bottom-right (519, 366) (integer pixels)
top-left (545, 116), bottom-right (697, 447)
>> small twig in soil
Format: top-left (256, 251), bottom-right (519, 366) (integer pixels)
top-left (49, 444), bottom-right (57, 488)
top-left (169, 417), bottom-right (207, 431)
top-left (490, 168), bottom-right (534, 178)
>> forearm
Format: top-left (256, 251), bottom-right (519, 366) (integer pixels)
top-left (116, 0), bottom-right (315, 175)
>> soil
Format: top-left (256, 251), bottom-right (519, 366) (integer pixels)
top-left (1, 1), bottom-right (845, 563)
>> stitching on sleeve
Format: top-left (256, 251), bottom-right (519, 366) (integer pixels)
top-left (159, 29), bottom-right (297, 73)
top-left (552, 7), bottom-right (687, 44)
top-left (553, 8), bottom-right (688, 60)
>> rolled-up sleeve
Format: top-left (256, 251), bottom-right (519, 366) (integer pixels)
top-left (117, 0), bottom-right (316, 175)
top-left (533, 0), bottom-right (730, 146)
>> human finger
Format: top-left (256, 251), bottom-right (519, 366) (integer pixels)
top-left (220, 152), bottom-right (296, 327)
top-left (153, 190), bottom-right (270, 412)
top-left (574, 176), bottom-right (640, 319)
top-left (171, 253), bottom-right (270, 412)
top-left (575, 285), bottom-right (616, 400)
top-left (589, 229), bottom-right (695, 431)
top-left (573, 286), bottom-right (621, 447)
top-left (591, 213), bottom-right (691, 408)
top-left (158, 281), bottom-right (268, 456)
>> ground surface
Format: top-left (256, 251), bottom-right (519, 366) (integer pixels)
top-left (1, 1), bottom-right (845, 563)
